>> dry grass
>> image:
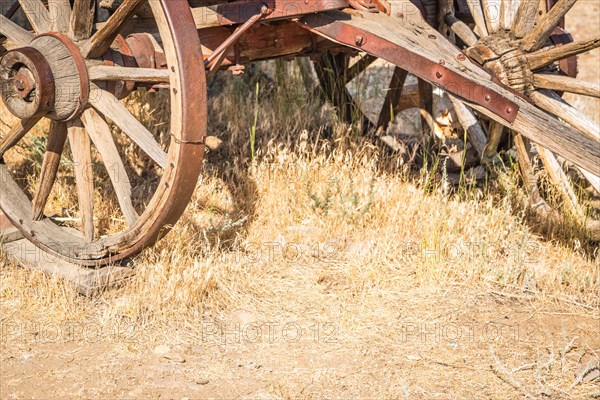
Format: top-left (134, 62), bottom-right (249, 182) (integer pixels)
top-left (1, 6), bottom-right (599, 398)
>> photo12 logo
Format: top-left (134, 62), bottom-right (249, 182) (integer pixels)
top-left (399, 320), bottom-right (541, 344)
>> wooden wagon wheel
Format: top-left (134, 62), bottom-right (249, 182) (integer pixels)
top-left (312, 0), bottom-right (598, 237)
top-left (0, 0), bottom-right (207, 265)
top-left (441, 0), bottom-right (600, 237)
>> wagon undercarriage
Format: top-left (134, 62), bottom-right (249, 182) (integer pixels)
top-left (0, 0), bottom-right (598, 265)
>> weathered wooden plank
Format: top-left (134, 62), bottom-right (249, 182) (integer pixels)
top-left (500, 0), bottom-right (519, 30)
top-left (482, 0), bottom-right (501, 33)
top-left (529, 90), bottom-right (600, 141)
top-left (482, 121), bottom-right (504, 161)
top-left (514, 133), bottom-right (551, 216)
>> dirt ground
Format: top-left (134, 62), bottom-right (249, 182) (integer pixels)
top-left (2, 288), bottom-right (599, 399)
top-left (1, 2), bottom-right (600, 400)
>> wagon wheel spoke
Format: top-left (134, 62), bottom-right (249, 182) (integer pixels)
top-left (448, 95), bottom-right (487, 158)
top-left (48, 0), bottom-right (72, 34)
top-left (447, 0), bottom-right (600, 237)
top-left (481, 0), bottom-right (500, 33)
top-left (0, 15), bottom-right (35, 46)
top-left (68, 119), bottom-right (95, 242)
top-left (465, 0), bottom-right (489, 37)
top-left (521, 0), bottom-right (577, 52)
top-left (0, 117), bottom-right (41, 158)
top-left (89, 84), bottom-right (167, 168)
top-left (377, 67), bottom-right (408, 130)
top-left (533, 74), bottom-right (600, 98)
top-left (512, 0), bottom-right (540, 38)
top-left (526, 35), bottom-right (600, 70)
top-left (32, 121), bottom-right (68, 220)
top-left (88, 65), bottom-right (170, 83)
top-left (536, 145), bottom-right (585, 218)
top-left (499, 0), bottom-right (517, 30)
top-left (81, 0), bottom-right (147, 58)
top-left (1, 0), bottom-right (206, 265)
top-left (70, 0), bottom-right (96, 40)
top-left (81, 109), bottom-right (139, 226)
top-left (18, 0), bottom-right (52, 34)
top-left (444, 14), bottom-right (478, 46)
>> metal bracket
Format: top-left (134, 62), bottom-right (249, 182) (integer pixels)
top-left (299, 13), bottom-right (520, 123)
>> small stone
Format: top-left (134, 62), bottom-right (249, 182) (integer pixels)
top-left (406, 354), bottom-right (421, 361)
top-left (195, 379), bottom-right (209, 385)
top-left (230, 311), bottom-right (257, 326)
top-left (205, 136), bottom-right (223, 151)
top-left (154, 345), bottom-right (170, 355)
top-left (163, 352), bottom-right (186, 363)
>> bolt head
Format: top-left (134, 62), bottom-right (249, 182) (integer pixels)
top-left (355, 35), bottom-right (365, 46)
top-left (15, 79), bottom-right (25, 91)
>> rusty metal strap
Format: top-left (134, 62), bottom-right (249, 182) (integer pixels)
top-left (299, 14), bottom-right (520, 123)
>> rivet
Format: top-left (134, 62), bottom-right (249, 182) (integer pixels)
top-left (484, 94), bottom-right (491, 102)
top-left (438, 59), bottom-right (445, 65)
top-left (435, 71), bottom-right (443, 79)
top-left (506, 107), bottom-right (513, 114)
top-left (457, 54), bottom-right (466, 61)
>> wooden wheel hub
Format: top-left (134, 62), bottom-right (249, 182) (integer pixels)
top-left (465, 33), bottom-right (533, 94)
top-left (0, 33), bottom-right (90, 122)
top-left (0, 47), bottom-right (55, 119)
